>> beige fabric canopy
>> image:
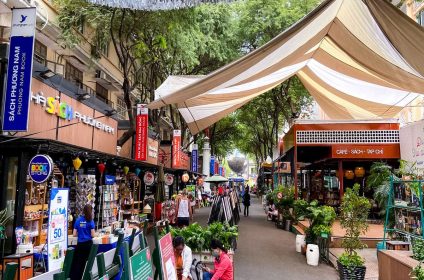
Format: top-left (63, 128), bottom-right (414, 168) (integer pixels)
top-left (149, 0), bottom-right (424, 134)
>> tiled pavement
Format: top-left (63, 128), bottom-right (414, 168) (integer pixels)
top-left (194, 197), bottom-right (339, 280)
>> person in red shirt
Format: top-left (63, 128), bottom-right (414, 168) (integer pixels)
top-left (202, 239), bottom-right (233, 280)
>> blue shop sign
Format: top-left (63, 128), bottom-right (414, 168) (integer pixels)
top-left (29, 154), bottom-right (53, 183)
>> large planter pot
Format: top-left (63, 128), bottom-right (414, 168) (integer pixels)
top-left (337, 260), bottom-right (366, 280)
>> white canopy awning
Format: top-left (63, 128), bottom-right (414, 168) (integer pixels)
top-left (149, 0), bottom-right (424, 134)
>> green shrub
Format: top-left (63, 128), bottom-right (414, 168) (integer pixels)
top-left (411, 263), bottom-right (424, 280)
top-left (338, 252), bottom-right (365, 267)
top-left (413, 238), bottom-right (424, 262)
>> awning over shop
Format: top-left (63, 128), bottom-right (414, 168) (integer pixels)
top-left (149, 0), bottom-right (424, 134)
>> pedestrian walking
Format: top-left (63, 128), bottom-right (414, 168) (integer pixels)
top-left (176, 189), bottom-right (193, 228)
top-left (243, 186), bottom-right (251, 217)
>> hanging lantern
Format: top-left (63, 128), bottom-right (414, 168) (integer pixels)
top-left (73, 157), bottom-right (82, 171)
top-left (123, 166), bottom-right (130, 175)
top-left (135, 168), bottom-right (141, 177)
top-left (344, 170), bottom-right (355, 180)
top-left (97, 163), bottom-right (106, 175)
top-left (182, 173), bottom-right (189, 183)
top-left (354, 167), bottom-right (365, 178)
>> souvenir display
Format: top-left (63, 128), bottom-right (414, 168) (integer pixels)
top-left (98, 183), bottom-right (120, 228)
top-left (76, 175), bottom-right (96, 216)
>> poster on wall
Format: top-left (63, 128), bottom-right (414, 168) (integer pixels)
top-left (2, 8), bottom-right (36, 132)
top-left (400, 119), bottom-right (424, 174)
top-left (191, 144), bottom-right (198, 173)
top-left (159, 233), bottom-right (177, 280)
top-left (135, 104), bottom-right (148, 161)
top-left (47, 188), bottom-right (69, 271)
top-left (172, 130), bottom-right (181, 168)
top-left (130, 247), bottom-right (154, 280)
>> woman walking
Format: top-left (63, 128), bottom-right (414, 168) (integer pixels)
top-left (176, 189), bottom-right (192, 227)
top-left (243, 187), bottom-right (251, 217)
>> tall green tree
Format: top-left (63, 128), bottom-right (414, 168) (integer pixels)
top-left (233, 0), bottom-right (318, 164)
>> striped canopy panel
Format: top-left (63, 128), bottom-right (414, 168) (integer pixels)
top-left (149, 0), bottom-right (424, 134)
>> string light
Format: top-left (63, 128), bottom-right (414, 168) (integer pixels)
top-left (85, 0), bottom-right (233, 10)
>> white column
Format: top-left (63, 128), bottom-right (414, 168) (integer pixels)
top-left (202, 136), bottom-right (211, 193)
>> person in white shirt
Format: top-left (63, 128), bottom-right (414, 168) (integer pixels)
top-left (176, 189), bottom-right (193, 227)
top-left (173, 236), bottom-right (193, 280)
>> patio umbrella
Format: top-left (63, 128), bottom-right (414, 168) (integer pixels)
top-left (204, 174), bottom-right (228, 183)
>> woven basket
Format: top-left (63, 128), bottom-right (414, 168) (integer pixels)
top-left (337, 260), bottom-right (366, 280)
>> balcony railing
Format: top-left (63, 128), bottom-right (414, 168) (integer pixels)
top-left (34, 55), bottom-right (65, 76)
top-left (34, 56), bottom-right (115, 110)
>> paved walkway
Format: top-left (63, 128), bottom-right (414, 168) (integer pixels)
top-left (193, 196), bottom-right (339, 280)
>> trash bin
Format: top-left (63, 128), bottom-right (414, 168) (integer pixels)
top-left (306, 244), bottom-right (319, 266)
top-left (296, 235), bottom-right (306, 253)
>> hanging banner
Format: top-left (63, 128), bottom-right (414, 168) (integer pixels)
top-left (210, 156), bottom-right (215, 176)
top-left (130, 247), bottom-right (154, 280)
top-left (135, 104), bottom-right (148, 161)
top-left (191, 144), bottom-right (198, 173)
top-left (218, 166), bottom-right (223, 176)
top-left (28, 154), bottom-right (53, 183)
top-left (172, 130), bottom-right (181, 168)
top-left (47, 188), bottom-right (69, 271)
top-left (159, 233), bottom-right (177, 280)
top-left (2, 8), bottom-right (36, 131)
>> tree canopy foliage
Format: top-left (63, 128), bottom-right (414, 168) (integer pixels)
top-left (54, 0), bottom-right (320, 161)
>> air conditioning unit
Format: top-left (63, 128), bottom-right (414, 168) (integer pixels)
top-left (95, 70), bottom-right (107, 80)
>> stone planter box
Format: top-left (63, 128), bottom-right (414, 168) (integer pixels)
top-left (378, 250), bottom-right (419, 280)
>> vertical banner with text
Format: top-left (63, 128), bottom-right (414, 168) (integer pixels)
top-left (135, 104), bottom-right (148, 161)
top-left (159, 233), bottom-right (177, 280)
top-left (210, 156), bottom-right (215, 176)
top-left (48, 188), bottom-right (69, 272)
top-left (2, 8), bottom-right (36, 131)
top-left (191, 144), bottom-right (198, 173)
top-left (172, 130), bottom-right (181, 168)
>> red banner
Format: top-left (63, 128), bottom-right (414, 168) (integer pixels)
top-left (135, 104), bottom-right (148, 161)
top-left (172, 130), bottom-right (182, 168)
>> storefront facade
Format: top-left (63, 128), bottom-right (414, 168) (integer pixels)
top-left (280, 120), bottom-right (400, 207)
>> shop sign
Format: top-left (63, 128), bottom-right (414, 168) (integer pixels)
top-left (135, 104), bottom-right (148, 161)
top-left (172, 130), bottom-right (181, 168)
top-left (159, 233), bottom-right (177, 280)
top-left (28, 154), bottom-right (53, 183)
top-left (47, 188), bottom-right (69, 272)
top-left (2, 8), bottom-right (36, 132)
top-left (30, 92), bottom-right (115, 134)
top-left (144, 171), bottom-right (155, 186)
top-left (130, 247), bottom-right (153, 280)
top-left (105, 175), bottom-right (116, 185)
top-left (148, 144), bottom-right (158, 159)
top-left (331, 145), bottom-right (400, 159)
top-left (164, 174), bottom-right (174, 186)
top-left (191, 144), bottom-right (198, 173)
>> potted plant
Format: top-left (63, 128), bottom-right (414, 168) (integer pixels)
top-left (337, 184), bottom-right (371, 280)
